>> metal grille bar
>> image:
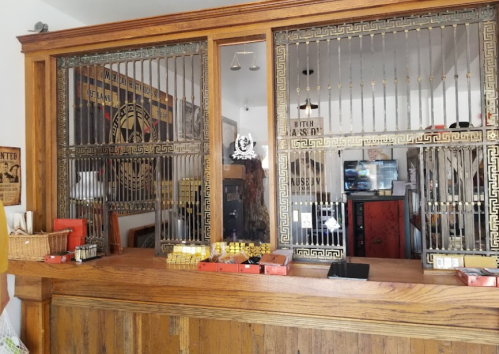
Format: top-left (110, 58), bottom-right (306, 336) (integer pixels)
top-left (275, 6), bottom-right (499, 263)
top-left (57, 42), bottom-right (209, 255)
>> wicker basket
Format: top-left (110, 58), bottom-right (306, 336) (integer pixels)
top-left (8, 230), bottom-right (70, 261)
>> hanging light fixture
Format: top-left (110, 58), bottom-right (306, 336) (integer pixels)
top-left (298, 69), bottom-right (318, 116)
top-left (299, 98), bottom-right (318, 116)
top-left (230, 52), bottom-right (241, 71)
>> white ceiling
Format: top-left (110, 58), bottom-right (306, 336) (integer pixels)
top-left (40, 0), bottom-right (263, 26)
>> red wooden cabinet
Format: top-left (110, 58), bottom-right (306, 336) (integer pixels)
top-left (348, 198), bottom-right (405, 259)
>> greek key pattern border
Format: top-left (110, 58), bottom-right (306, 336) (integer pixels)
top-left (201, 52), bottom-right (210, 243)
top-left (483, 21), bottom-right (498, 127)
top-left (275, 7), bottom-right (495, 45)
top-left (204, 155), bottom-right (211, 242)
top-left (61, 142), bottom-right (203, 159)
top-left (275, 44), bottom-right (287, 137)
top-left (277, 131), bottom-right (485, 151)
top-left (294, 248), bottom-right (344, 260)
top-left (277, 153), bottom-right (291, 245)
top-left (58, 42), bottom-right (206, 68)
top-left (488, 145), bottom-right (499, 250)
top-left (57, 67), bottom-right (68, 218)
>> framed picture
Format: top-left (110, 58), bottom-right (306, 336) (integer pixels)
top-left (363, 147), bottom-right (393, 161)
top-left (179, 101), bottom-right (202, 140)
top-left (0, 146), bottom-right (21, 206)
top-left (128, 223), bottom-right (156, 248)
top-left (222, 117), bottom-right (238, 162)
top-left (289, 151), bottom-right (325, 194)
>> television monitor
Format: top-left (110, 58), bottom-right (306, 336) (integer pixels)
top-left (344, 160), bottom-right (398, 192)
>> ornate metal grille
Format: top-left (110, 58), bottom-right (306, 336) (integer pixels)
top-left (275, 6), bottom-right (499, 264)
top-left (57, 42), bottom-right (209, 255)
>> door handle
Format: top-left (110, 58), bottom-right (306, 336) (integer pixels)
top-left (229, 209), bottom-right (238, 219)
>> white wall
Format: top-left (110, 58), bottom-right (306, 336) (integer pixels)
top-left (0, 0), bottom-right (84, 336)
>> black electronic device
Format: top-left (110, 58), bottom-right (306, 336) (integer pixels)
top-left (327, 261), bottom-right (370, 281)
top-left (343, 160), bottom-right (398, 192)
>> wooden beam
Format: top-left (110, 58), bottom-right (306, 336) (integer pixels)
top-left (17, 0), bottom-right (497, 54)
top-left (15, 276), bottom-right (52, 354)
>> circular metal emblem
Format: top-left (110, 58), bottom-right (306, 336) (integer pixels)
top-left (110, 103), bottom-right (157, 191)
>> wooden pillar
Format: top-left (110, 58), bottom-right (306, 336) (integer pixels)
top-left (14, 276), bottom-right (52, 354)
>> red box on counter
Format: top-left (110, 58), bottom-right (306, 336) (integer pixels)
top-left (217, 263), bottom-right (239, 273)
top-left (197, 260), bottom-right (218, 272)
top-left (54, 218), bottom-right (87, 252)
top-left (456, 268), bottom-right (497, 287)
top-left (484, 268), bottom-right (499, 287)
top-left (264, 262), bottom-right (292, 276)
top-left (238, 264), bottom-right (263, 274)
top-left (44, 252), bottom-right (72, 264)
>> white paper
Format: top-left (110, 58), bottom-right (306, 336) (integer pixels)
top-left (392, 181), bottom-right (406, 196)
top-left (26, 211), bottom-right (33, 234)
top-left (301, 213), bottom-right (312, 229)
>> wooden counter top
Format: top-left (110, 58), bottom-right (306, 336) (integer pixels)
top-left (9, 248), bottom-right (499, 348)
top-left (8, 248), bottom-right (497, 306)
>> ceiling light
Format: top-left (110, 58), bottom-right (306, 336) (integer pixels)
top-left (299, 98), bottom-right (318, 117)
top-left (299, 98), bottom-right (318, 110)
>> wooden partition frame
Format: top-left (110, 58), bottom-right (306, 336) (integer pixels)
top-left (208, 30), bottom-right (277, 245)
top-left (19, 0), bottom-right (497, 239)
top-left (15, 1), bottom-right (499, 352)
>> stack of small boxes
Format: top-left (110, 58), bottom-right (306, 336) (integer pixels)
top-left (166, 244), bottom-right (210, 265)
top-left (179, 178), bottom-right (202, 210)
top-left (213, 242), bottom-right (271, 258)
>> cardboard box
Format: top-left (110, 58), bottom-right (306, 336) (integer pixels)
top-left (44, 252), bottom-right (72, 264)
top-left (483, 268), bottom-right (499, 287)
top-left (265, 262), bottom-right (292, 276)
top-left (54, 218), bottom-right (87, 251)
top-left (223, 164), bottom-right (246, 179)
top-left (456, 268), bottom-right (497, 287)
top-left (238, 264), bottom-right (263, 274)
top-left (259, 253), bottom-right (287, 266)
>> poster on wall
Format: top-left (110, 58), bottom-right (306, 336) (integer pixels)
top-left (74, 66), bottom-right (174, 205)
top-left (0, 147), bottom-right (21, 206)
top-left (288, 118), bottom-right (324, 194)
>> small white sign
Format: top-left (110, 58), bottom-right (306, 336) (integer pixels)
top-left (301, 212), bottom-right (312, 229)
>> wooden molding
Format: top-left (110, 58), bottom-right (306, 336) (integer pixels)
top-left (14, 276), bottom-right (52, 302)
top-left (52, 295), bottom-right (499, 346)
top-left (50, 279), bottom-right (499, 331)
top-left (17, 0), bottom-right (496, 53)
top-left (8, 250), bottom-right (499, 307)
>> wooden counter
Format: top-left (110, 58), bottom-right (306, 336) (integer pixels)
top-left (8, 248), bottom-right (499, 353)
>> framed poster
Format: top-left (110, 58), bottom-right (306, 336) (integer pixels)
top-left (74, 66), bottom-right (174, 207)
top-left (0, 147), bottom-right (21, 206)
top-left (179, 101), bottom-right (202, 140)
top-left (288, 118), bottom-right (324, 194)
top-left (363, 147), bottom-right (393, 160)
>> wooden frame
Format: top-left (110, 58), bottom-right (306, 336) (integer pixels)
top-left (15, 1), bottom-right (499, 352)
top-left (127, 223), bottom-right (156, 248)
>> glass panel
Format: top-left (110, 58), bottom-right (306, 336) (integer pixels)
top-left (58, 42), bottom-right (209, 255)
top-left (220, 41), bottom-right (270, 244)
